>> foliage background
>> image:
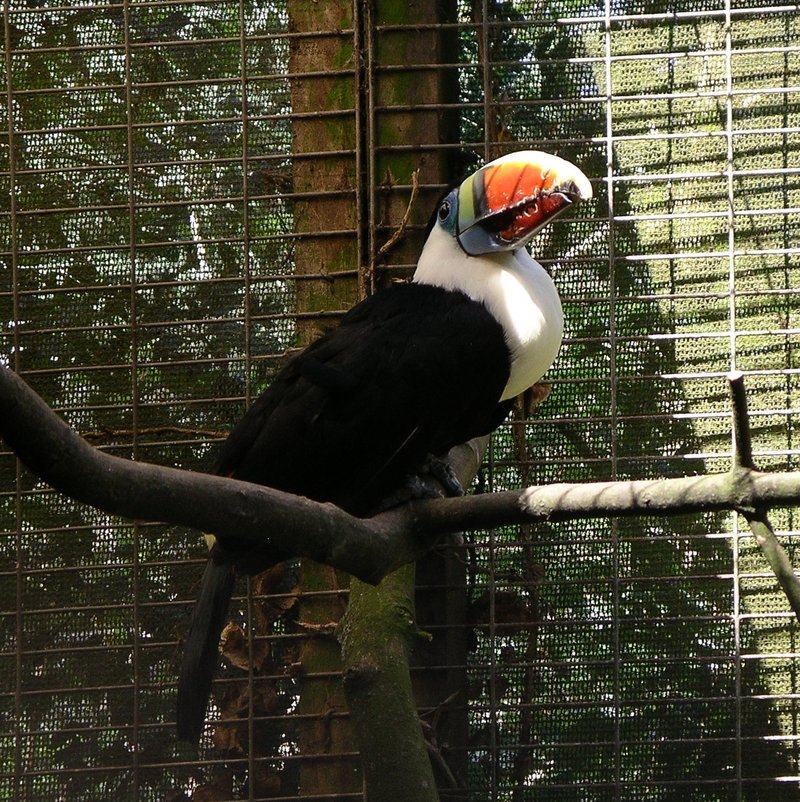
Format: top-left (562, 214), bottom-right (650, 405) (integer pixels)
top-left (2, 0), bottom-right (799, 800)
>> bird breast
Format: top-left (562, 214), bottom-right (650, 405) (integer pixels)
top-left (413, 227), bottom-right (564, 402)
top-left (491, 250), bottom-right (564, 400)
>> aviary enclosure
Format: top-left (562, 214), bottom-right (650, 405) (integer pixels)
top-left (2, 1), bottom-right (800, 800)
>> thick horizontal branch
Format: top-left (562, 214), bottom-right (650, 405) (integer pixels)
top-left (2, 365), bottom-right (800, 586)
top-left (0, 366), bottom-right (409, 584)
top-left (401, 466), bottom-right (800, 532)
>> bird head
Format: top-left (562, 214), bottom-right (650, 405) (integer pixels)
top-left (435, 150), bottom-right (593, 256)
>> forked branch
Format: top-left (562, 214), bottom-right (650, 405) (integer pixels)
top-left (1, 365), bottom-right (799, 609)
top-left (728, 370), bottom-right (800, 620)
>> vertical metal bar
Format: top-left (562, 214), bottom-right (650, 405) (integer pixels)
top-left (3, 3), bottom-right (24, 798)
top-left (240, 6), bottom-right (253, 409)
top-left (246, 576), bottom-right (256, 801)
top-left (354, 0), bottom-right (374, 298)
top-left (2, 6), bottom-right (20, 373)
top-left (477, 5), bottom-right (500, 798)
top-left (724, 10), bottom-right (737, 379)
top-left (602, 2), bottom-right (621, 798)
top-left (120, 0), bottom-right (141, 793)
top-left (238, 1), bottom-right (256, 789)
top-left (780, 19), bottom-right (795, 484)
top-left (480, 0), bottom-right (492, 161)
top-left (722, 3), bottom-right (743, 799)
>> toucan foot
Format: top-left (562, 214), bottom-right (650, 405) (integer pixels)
top-left (422, 455), bottom-right (465, 547)
top-left (373, 475), bottom-right (442, 513)
top-left (423, 454), bottom-right (465, 498)
top-left (372, 456), bottom-right (465, 546)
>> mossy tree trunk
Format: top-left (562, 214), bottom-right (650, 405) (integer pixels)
top-left (340, 566), bottom-right (439, 802)
top-left (288, 1), bottom-right (361, 796)
top-left (287, 0), bottom-right (461, 798)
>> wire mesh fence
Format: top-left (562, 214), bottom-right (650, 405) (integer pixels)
top-left (2, 0), bottom-right (800, 800)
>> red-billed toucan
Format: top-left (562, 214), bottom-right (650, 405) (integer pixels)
top-left (176, 150), bottom-right (592, 744)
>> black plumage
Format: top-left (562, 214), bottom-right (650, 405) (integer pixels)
top-left (177, 283), bottom-right (513, 743)
top-left (217, 284), bottom-right (512, 511)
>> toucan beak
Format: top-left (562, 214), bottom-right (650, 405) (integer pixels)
top-left (455, 150), bottom-right (593, 256)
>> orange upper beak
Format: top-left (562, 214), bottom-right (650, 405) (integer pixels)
top-left (455, 150), bottom-right (592, 256)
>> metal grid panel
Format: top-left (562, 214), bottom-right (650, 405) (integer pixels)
top-left (2, 0), bottom-right (800, 800)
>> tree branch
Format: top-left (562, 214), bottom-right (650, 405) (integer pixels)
top-left (0, 365), bottom-right (400, 584)
top-left (2, 365), bottom-right (800, 591)
top-left (728, 370), bottom-right (800, 620)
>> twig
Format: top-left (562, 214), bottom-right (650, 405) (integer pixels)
top-left (728, 370), bottom-right (755, 469)
top-left (728, 371), bottom-right (800, 623)
top-left (82, 425), bottom-right (227, 443)
top-left (376, 168), bottom-right (420, 259)
top-left (294, 620), bottom-right (340, 637)
top-left (746, 512), bottom-right (800, 621)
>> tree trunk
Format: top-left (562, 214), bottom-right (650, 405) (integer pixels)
top-left (339, 441), bottom-right (486, 800)
top-left (341, 566), bottom-right (439, 802)
top-left (367, 0), bottom-right (468, 793)
top-left (286, 0), bottom-right (461, 797)
top-left (288, 0), bottom-right (361, 795)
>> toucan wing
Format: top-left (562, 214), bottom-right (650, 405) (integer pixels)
top-left (215, 282), bottom-right (512, 515)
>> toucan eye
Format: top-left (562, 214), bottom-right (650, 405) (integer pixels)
top-left (438, 201), bottom-right (450, 221)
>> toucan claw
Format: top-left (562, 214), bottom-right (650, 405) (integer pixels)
top-left (371, 454), bottom-right (464, 514)
top-left (424, 454), bottom-right (465, 498)
top-left (372, 474), bottom-right (442, 513)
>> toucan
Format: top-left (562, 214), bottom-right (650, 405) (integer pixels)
top-left (176, 150), bottom-right (592, 744)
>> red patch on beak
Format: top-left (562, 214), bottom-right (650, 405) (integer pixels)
top-left (497, 192), bottom-right (573, 243)
top-left (481, 162), bottom-right (556, 213)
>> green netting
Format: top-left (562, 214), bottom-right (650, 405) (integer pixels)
top-left (2, 1), bottom-right (800, 800)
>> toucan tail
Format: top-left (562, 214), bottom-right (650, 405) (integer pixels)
top-left (176, 556), bottom-right (236, 744)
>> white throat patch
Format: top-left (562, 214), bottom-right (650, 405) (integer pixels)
top-left (413, 226), bottom-right (564, 401)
